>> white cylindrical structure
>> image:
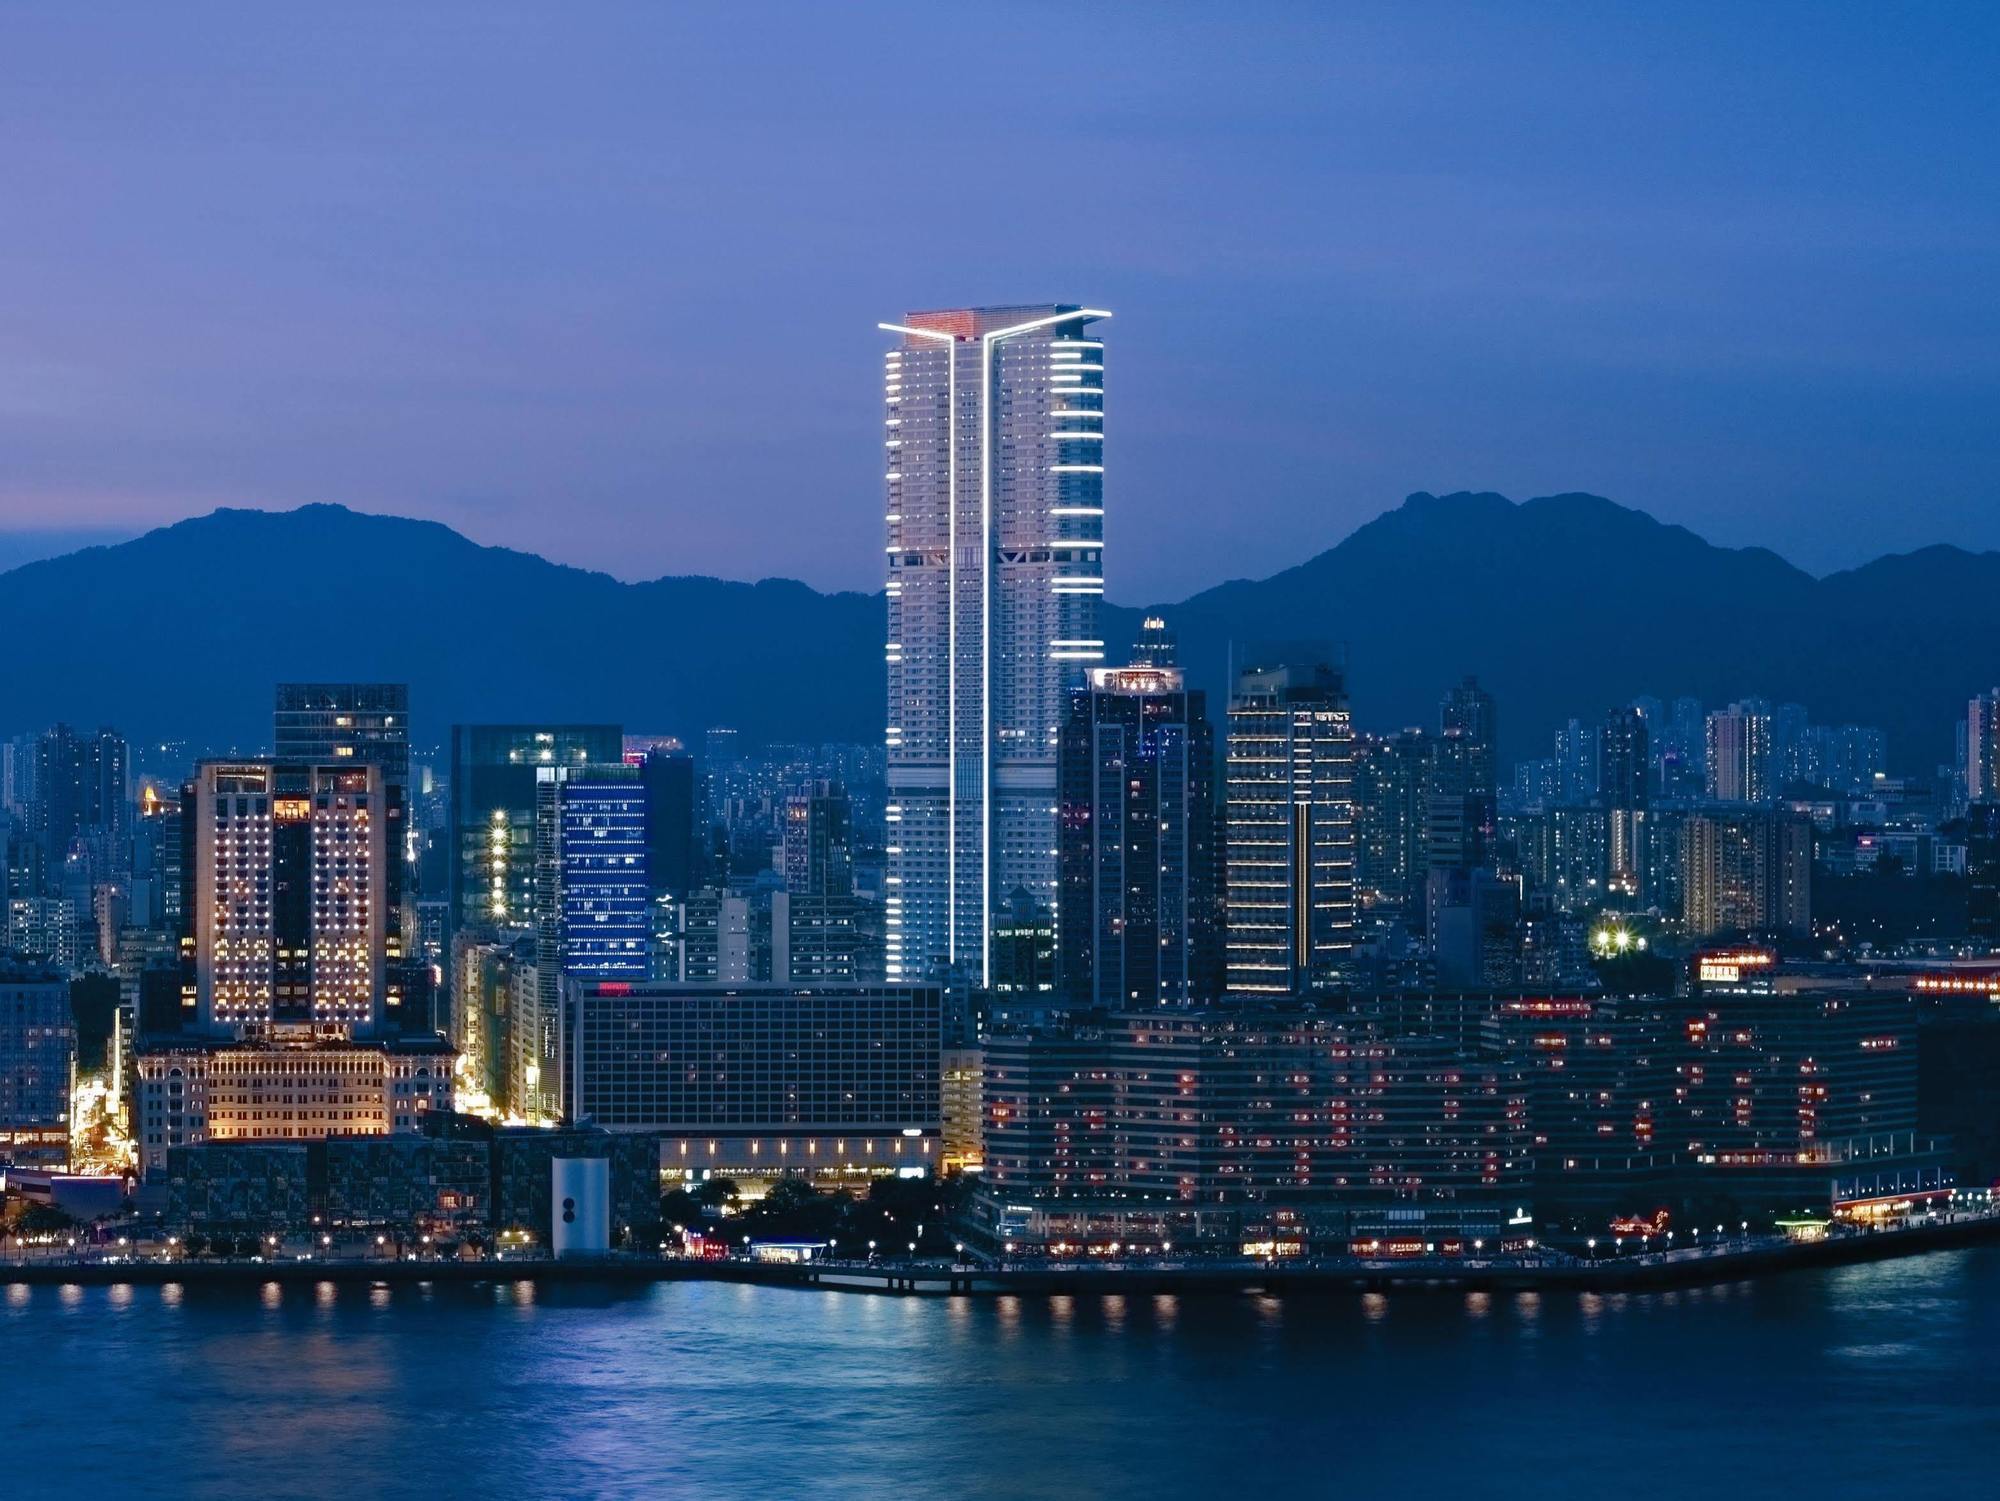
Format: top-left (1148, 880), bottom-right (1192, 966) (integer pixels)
top-left (550, 1157), bottom-right (610, 1257)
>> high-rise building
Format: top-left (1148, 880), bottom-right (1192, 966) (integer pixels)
top-left (535, 763), bottom-right (650, 983)
top-left (0, 956), bottom-right (75, 1166)
top-left (638, 749), bottom-right (698, 899)
top-left (1600, 706), bottom-right (1649, 899)
top-left (1659, 696), bottom-right (1708, 801)
top-left (1681, 810), bottom-right (1812, 939)
top-left (30, 724), bottom-right (128, 891)
top-left (447, 724), bottom-right (624, 934)
top-left (1224, 654), bottom-right (1356, 994)
top-left (1798, 724), bottom-right (1886, 796)
top-left (1968, 803), bottom-right (2000, 946)
top-left (274, 683), bottom-right (410, 788)
top-left (1439, 676), bottom-right (1498, 799)
top-left (783, 780), bottom-right (854, 898)
top-left (1057, 657), bottom-right (1217, 1008)
top-left (1353, 729), bottom-right (1431, 930)
top-left (1705, 702), bottom-right (1773, 804)
top-left (176, 761), bottom-right (409, 1032)
top-left (133, 760), bottom-right (448, 1177)
top-left (879, 304), bottom-right (1112, 986)
top-left (1966, 689), bottom-right (2000, 804)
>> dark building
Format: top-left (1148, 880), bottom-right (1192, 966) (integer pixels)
top-left (274, 683), bottom-right (410, 788)
top-left (1968, 803), bottom-right (2000, 945)
top-left (1353, 728), bottom-right (1431, 931)
top-left (640, 749), bottom-right (699, 899)
top-left (563, 979), bottom-right (943, 1178)
top-left (1058, 661), bottom-right (1217, 1007)
top-left (31, 723), bottom-right (128, 891)
top-left (1439, 676), bottom-right (1498, 800)
top-left (1601, 706), bottom-right (1650, 900)
top-left (448, 724), bottom-right (624, 934)
top-left (783, 780), bottom-right (854, 897)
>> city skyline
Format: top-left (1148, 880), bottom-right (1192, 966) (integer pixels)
top-left (5, 11), bottom-right (2000, 1497)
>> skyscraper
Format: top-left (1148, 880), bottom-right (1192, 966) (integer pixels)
top-left (880, 304), bottom-right (1111, 985)
top-left (133, 760), bottom-right (449, 1177)
top-left (1057, 654), bottom-right (1217, 1008)
top-left (274, 683), bottom-right (410, 788)
top-left (1438, 676), bottom-right (1498, 799)
top-left (30, 723), bottom-right (128, 891)
top-left (1223, 654), bottom-right (1356, 994)
top-left (1706, 702), bottom-right (1773, 804)
top-left (1967, 689), bottom-right (2000, 804)
top-left (1681, 809), bottom-right (1812, 939)
top-left (535, 763), bottom-right (650, 982)
top-left (447, 724), bottom-right (624, 933)
top-left (638, 749), bottom-right (698, 899)
top-left (1600, 705), bottom-right (1649, 900)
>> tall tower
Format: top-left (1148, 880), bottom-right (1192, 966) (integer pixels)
top-left (1223, 654), bottom-right (1357, 995)
top-left (1057, 656), bottom-right (1217, 1008)
top-left (879, 304), bottom-right (1111, 984)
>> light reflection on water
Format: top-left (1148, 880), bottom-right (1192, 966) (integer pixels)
top-left (1, 1249), bottom-right (1995, 1501)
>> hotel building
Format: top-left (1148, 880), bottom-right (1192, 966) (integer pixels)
top-left (134, 761), bottom-right (449, 1177)
top-left (879, 304), bottom-right (1110, 985)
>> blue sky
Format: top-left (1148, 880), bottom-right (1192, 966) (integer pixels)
top-left (2, 3), bottom-right (1995, 598)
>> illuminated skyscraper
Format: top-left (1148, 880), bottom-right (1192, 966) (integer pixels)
top-left (133, 760), bottom-right (448, 1177)
top-left (1967, 688), bottom-right (2000, 804)
top-left (1223, 654), bottom-right (1357, 994)
top-left (879, 304), bottom-right (1111, 983)
top-left (1057, 656), bottom-right (1217, 1007)
top-left (1706, 702), bottom-right (1773, 804)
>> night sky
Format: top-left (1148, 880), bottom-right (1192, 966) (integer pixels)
top-left (3, 4), bottom-right (1996, 600)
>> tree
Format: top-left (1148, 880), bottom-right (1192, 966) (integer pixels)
top-left (694, 1177), bottom-right (739, 1212)
top-left (660, 1188), bottom-right (703, 1230)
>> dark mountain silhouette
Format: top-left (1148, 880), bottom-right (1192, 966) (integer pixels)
top-left (1099, 491), bottom-right (1991, 773)
top-left (0, 494), bottom-right (1991, 771)
top-left (0, 504), bottom-right (882, 753)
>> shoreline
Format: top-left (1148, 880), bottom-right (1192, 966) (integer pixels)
top-left (5, 1214), bottom-right (1996, 1298)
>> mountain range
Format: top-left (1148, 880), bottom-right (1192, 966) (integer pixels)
top-left (0, 493), bottom-right (1991, 773)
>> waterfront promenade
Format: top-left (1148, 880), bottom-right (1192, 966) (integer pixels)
top-left (6, 1211), bottom-right (1997, 1297)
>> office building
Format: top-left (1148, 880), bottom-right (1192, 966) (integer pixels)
top-left (1057, 658), bottom-right (1217, 1007)
top-left (0, 957), bottom-right (75, 1166)
top-left (448, 724), bottom-right (623, 933)
top-left (535, 763), bottom-right (650, 982)
top-left (879, 303), bottom-right (1111, 985)
top-left (564, 979), bottom-right (944, 1177)
top-left (274, 683), bottom-right (410, 788)
top-left (639, 749), bottom-right (698, 898)
top-left (1224, 655), bottom-right (1356, 994)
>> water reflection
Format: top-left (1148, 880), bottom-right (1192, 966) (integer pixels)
top-left (0, 1252), bottom-right (1994, 1501)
